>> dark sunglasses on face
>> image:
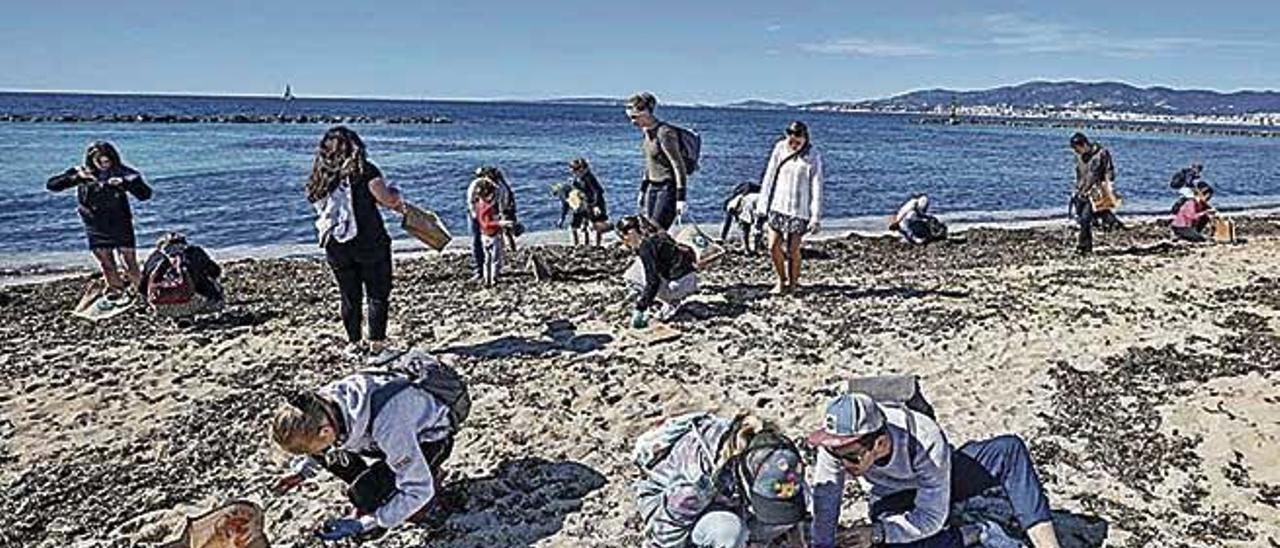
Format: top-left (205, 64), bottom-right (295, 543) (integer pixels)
top-left (830, 443), bottom-right (870, 465)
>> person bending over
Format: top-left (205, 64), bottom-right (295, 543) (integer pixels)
top-left (808, 392), bottom-right (1062, 548)
top-left (617, 215), bottom-right (699, 328)
top-left (1171, 183), bottom-right (1216, 243)
top-left (633, 412), bottom-right (810, 548)
top-left (270, 351), bottom-right (465, 542)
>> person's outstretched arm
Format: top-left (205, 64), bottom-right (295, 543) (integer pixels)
top-left (47, 167), bottom-right (88, 192)
top-left (810, 448), bottom-right (847, 548)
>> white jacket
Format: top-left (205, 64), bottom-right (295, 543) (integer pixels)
top-left (313, 183), bottom-right (357, 245)
top-left (757, 140), bottom-right (824, 222)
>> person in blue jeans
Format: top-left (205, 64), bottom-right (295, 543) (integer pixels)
top-left (808, 392), bottom-right (1062, 548)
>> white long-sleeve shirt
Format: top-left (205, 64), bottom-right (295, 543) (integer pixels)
top-left (756, 140), bottom-right (824, 222)
top-left (810, 406), bottom-right (953, 546)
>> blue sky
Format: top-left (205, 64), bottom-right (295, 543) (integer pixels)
top-left (1, 0), bottom-right (1275, 103)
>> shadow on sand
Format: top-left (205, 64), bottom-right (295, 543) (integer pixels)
top-left (440, 319), bottom-right (613, 358)
top-left (433, 457), bottom-right (608, 547)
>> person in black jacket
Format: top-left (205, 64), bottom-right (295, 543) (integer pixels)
top-left (616, 215), bottom-right (699, 328)
top-left (139, 232), bottom-right (225, 317)
top-left (307, 126), bottom-right (406, 364)
top-left (47, 141), bottom-right (152, 301)
top-left (564, 158), bottom-right (609, 246)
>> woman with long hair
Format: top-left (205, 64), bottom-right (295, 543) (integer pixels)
top-left (47, 141), bottom-right (153, 305)
top-left (308, 126), bottom-right (405, 362)
top-left (755, 121), bottom-right (824, 295)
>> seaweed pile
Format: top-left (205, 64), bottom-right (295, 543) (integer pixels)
top-left (1034, 309), bottom-right (1280, 546)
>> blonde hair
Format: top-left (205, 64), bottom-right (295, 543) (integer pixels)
top-left (270, 392), bottom-right (329, 454)
top-left (718, 413), bottom-right (777, 466)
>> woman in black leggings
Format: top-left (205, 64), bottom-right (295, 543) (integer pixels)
top-left (307, 126), bottom-right (405, 362)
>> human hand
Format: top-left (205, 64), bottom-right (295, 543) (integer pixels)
top-left (271, 473), bottom-right (305, 496)
top-left (676, 201), bottom-right (688, 216)
top-left (107, 177), bottom-right (124, 187)
top-left (499, 220), bottom-right (515, 228)
top-left (316, 518), bottom-right (367, 542)
top-left (75, 166), bottom-right (95, 180)
top-left (630, 310), bottom-right (649, 329)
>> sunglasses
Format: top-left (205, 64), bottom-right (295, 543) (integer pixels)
top-left (829, 443), bottom-right (871, 465)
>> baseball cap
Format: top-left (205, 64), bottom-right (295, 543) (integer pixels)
top-left (741, 436), bottom-right (808, 525)
top-left (807, 392), bottom-right (885, 448)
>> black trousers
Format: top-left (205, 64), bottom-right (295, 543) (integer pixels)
top-left (320, 437), bottom-right (455, 515)
top-left (643, 181), bottom-right (678, 230)
top-left (325, 239), bottom-right (392, 343)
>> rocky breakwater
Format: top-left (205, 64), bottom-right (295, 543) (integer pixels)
top-left (0, 113), bottom-right (453, 124)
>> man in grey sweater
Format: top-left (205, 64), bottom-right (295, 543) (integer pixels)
top-left (808, 392), bottom-right (1061, 547)
top-left (627, 92), bottom-right (688, 230)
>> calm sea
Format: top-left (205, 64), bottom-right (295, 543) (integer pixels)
top-left (2, 92), bottom-right (1279, 268)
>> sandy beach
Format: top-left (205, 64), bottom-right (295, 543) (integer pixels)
top-left (2, 217), bottom-right (1279, 547)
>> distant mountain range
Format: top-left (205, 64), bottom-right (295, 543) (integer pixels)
top-left (802, 81), bottom-right (1280, 116)
top-left (713, 82), bottom-right (1280, 116)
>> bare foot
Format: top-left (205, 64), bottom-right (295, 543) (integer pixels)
top-left (769, 283), bottom-right (786, 295)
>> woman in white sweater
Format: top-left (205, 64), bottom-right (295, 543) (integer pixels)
top-left (756, 121), bottom-right (824, 294)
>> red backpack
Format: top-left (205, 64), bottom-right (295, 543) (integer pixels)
top-left (148, 245), bottom-right (195, 306)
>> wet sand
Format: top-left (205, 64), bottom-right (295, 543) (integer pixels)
top-left (2, 217), bottom-right (1280, 547)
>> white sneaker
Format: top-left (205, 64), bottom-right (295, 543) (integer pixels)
top-left (979, 520), bottom-right (1024, 548)
top-left (656, 301), bottom-right (683, 322)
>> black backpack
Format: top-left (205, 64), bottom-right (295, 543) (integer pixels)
top-left (660, 122), bottom-right (702, 175)
top-left (365, 353), bottom-right (471, 436)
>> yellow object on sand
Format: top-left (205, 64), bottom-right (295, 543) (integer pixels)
top-left (1213, 217), bottom-right (1237, 243)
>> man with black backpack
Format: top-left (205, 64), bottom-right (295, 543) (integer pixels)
top-left (626, 91), bottom-right (700, 230)
top-left (808, 389), bottom-right (1062, 548)
top-left (269, 350), bottom-right (470, 542)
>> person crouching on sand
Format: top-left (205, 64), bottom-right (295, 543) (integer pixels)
top-left (1171, 182), bottom-right (1217, 243)
top-left (47, 141), bottom-right (153, 306)
top-left (808, 392), bottom-right (1062, 548)
top-left (617, 215), bottom-right (698, 328)
top-left (756, 121), bottom-right (824, 295)
top-left (307, 126), bottom-right (405, 365)
top-left (889, 194), bottom-right (947, 245)
top-left (270, 352), bottom-right (464, 542)
top-left (633, 412), bottom-right (810, 547)
top-left (472, 178), bottom-right (509, 285)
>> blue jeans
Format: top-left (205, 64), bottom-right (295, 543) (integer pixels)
top-left (870, 435), bottom-right (1053, 548)
top-left (469, 217), bottom-right (484, 275)
top-left (1071, 197), bottom-right (1094, 253)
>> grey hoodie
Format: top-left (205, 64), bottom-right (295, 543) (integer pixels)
top-left (297, 372), bottom-right (452, 529)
